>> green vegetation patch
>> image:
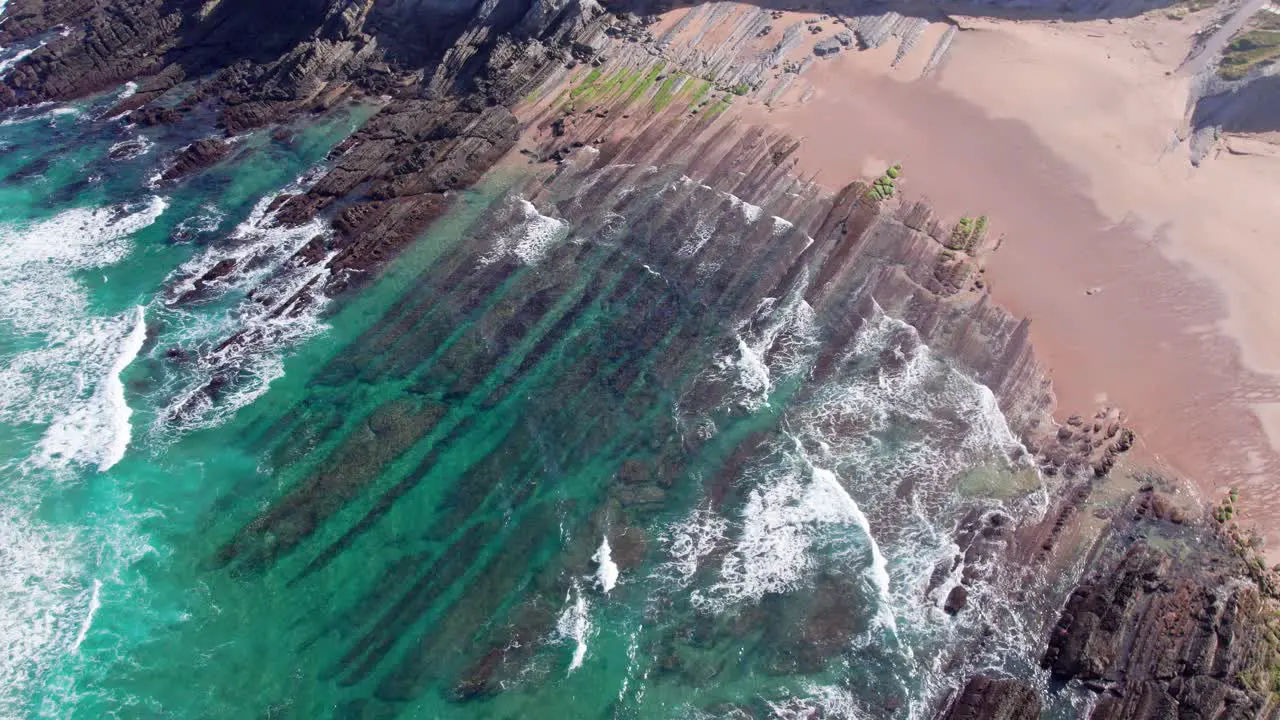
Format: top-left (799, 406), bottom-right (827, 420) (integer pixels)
top-left (1219, 29), bottom-right (1280, 80)
top-left (627, 62), bottom-right (668, 104)
top-left (651, 72), bottom-right (689, 112)
top-left (687, 80), bottom-right (712, 111)
top-left (703, 98), bottom-right (732, 119)
top-left (567, 66), bottom-right (605, 103)
top-left (864, 164), bottom-right (903, 202)
top-left (946, 214), bottom-right (988, 253)
top-left (562, 62), bottom-right (669, 110)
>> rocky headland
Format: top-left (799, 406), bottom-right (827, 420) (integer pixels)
top-left (4, 0), bottom-right (1280, 716)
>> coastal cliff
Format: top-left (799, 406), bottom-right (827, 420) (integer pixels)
top-left (3, 0), bottom-right (1279, 716)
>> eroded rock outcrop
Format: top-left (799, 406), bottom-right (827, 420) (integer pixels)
top-left (158, 137), bottom-right (232, 183)
top-left (1043, 538), bottom-right (1274, 719)
top-left (938, 675), bottom-right (1041, 720)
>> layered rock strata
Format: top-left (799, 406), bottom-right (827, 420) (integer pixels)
top-left (4, 0), bottom-right (1280, 717)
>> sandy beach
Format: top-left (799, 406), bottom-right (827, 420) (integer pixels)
top-left (727, 9), bottom-right (1280, 551)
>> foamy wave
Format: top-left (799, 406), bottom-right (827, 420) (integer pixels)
top-left (767, 684), bottom-right (872, 720)
top-left (0, 105), bottom-right (80, 128)
top-left (811, 465), bottom-right (897, 633)
top-left (659, 503), bottom-right (728, 589)
top-left (702, 288), bottom-right (818, 413)
top-left (0, 485), bottom-right (160, 717)
top-left (479, 197), bottom-right (569, 266)
top-left (107, 134), bottom-right (153, 161)
top-left (0, 505), bottom-right (82, 716)
top-left (556, 583), bottom-right (592, 673)
top-left (0, 46), bottom-right (34, 76)
top-left (0, 198), bottom-right (166, 470)
top-left (693, 440), bottom-right (897, 623)
top-left (666, 299), bottom-right (1043, 708)
top-left (68, 580), bottom-right (101, 655)
top-left (165, 190), bottom-right (326, 305)
top-left (594, 536), bottom-right (619, 595)
top-left (171, 204), bottom-right (225, 242)
top-left (37, 306), bottom-right (147, 471)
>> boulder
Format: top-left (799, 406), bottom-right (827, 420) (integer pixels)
top-left (814, 38), bottom-right (842, 57)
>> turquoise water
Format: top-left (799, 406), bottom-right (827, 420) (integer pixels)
top-left (1, 86), bottom-right (1077, 718)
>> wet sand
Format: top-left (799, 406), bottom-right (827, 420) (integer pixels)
top-left (733, 11), bottom-right (1280, 550)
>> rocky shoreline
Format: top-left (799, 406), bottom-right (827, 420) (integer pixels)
top-left (4, 0), bottom-right (1280, 716)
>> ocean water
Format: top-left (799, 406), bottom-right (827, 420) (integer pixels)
top-left (0, 86), bottom-right (1082, 719)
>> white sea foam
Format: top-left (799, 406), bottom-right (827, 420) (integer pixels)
top-left (0, 105), bottom-right (79, 127)
top-left (37, 306), bottom-right (147, 471)
top-left (107, 134), bottom-right (153, 161)
top-left (660, 503), bottom-right (728, 588)
top-left (156, 175), bottom-right (337, 433)
top-left (593, 536), bottom-right (619, 594)
top-left (68, 580), bottom-right (101, 655)
top-left (675, 218), bottom-right (717, 259)
top-left (479, 197), bottom-right (569, 266)
top-left (0, 195), bottom-right (167, 715)
top-left (706, 289), bottom-right (818, 412)
top-left (767, 684), bottom-right (872, 720)
top-left (116, 81), bottom-right (137, 100)
top-left (556, 583), bottom-right (592, 673)
top-left (729, 193), bottom-right (764, 223)
top-left (171, 204), bottom-right (225, 241)
top-left (667, 295), bottom-right (1046, 711)
top-left (811, 465), bottom-right (897, 633)
top-left (0, 504), bottom-right (82, 717)
top-left (0, 485), bottom-right (160, 717)
top-left (0, 46), bottom-right (33, 75)
top-left (0, 198), bottom-right (166, 471)
top-left (694, 439), bottom-right (899, 625)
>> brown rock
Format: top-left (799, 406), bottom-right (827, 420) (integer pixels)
top-left (940, 675), bottom-right (1040, 720)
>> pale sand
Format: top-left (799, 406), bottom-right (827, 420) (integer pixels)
top-left (734, 10), bottom-right (1280, 548)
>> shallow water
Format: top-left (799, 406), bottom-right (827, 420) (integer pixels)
top-left (1, 88), bottom-right (1083, 719)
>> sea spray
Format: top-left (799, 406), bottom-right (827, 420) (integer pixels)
top-left (478, 197), bottom-right (569, 266)
top-left (594, 536), bottom-right (619, 594)
top-left (69, 580), bottom-right (102, 655)
top-left (0, 199), bottom-right (166, 464)
top-left (37, 306), bottom-right (147, 471)
top-left (156, 176), bottom-right (337, 433)
top-left (556, 583), bottom-right (592, 673)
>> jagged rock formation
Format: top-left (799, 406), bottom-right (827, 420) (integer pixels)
top-left (158, 137), bottom-right (232, 183)
top-left (1043, 539), bottom-right (1274, 719)
top-left (275, 97), bottom-right (520, 280)
top-left (934, 481), bottom-right (1280, 720)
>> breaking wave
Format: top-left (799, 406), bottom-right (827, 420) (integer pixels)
top-left (661, 293), bottom-right (1043, 714)
top-left (0, 197), bottom-right (166, 470)
top-left (556, 582), bottom-right (593, 674)
top-left (37, 307), bottom-right (147, 472)
top-left (0, 197), bottom-right (165, 714)
top-left (594, 536), bottom-right (620, 595)
top-left (479, 197), bottom-right (570, 266)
